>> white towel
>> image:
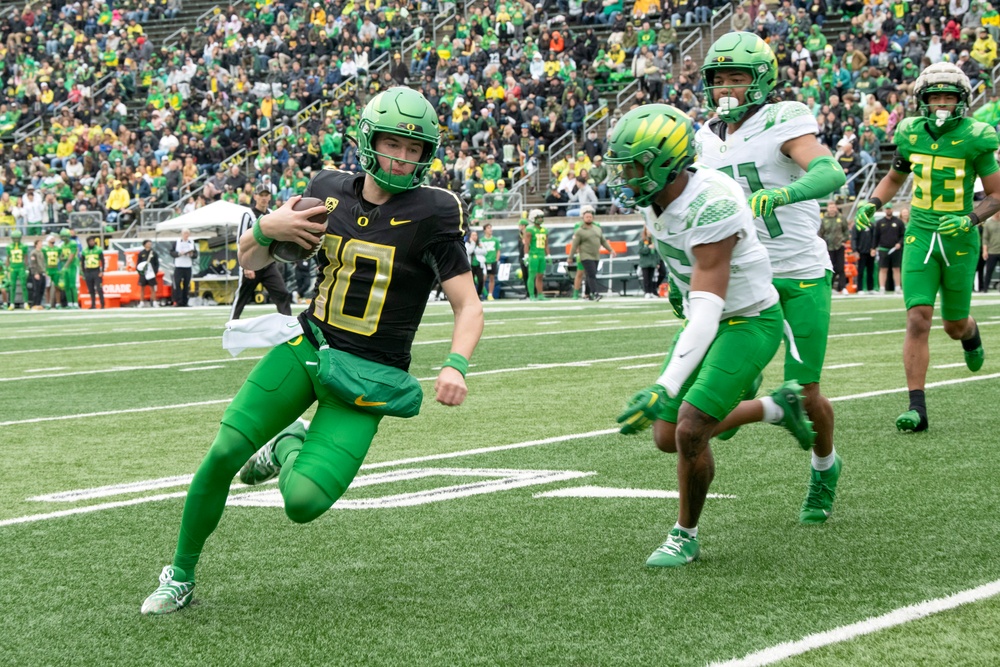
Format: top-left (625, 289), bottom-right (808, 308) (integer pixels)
top-left (223, 313), bottom-right (303, 356)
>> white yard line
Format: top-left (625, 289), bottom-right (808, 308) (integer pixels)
top-left (23, 367), bottom-right (68, 373)
top-left (619, 363), bottom-right (662, 370)
top-left (824, 363), bottom-right (864, 370)
top-left (179, 366), bottom-right (223, 372)
top-left (708, 579), bottom-right (1000, 667)
top-left (0, 356), bottom-right (262, 383)
top-left (0, 336), bottom-right (218, 356)
top-left (932, 362), bottom-right (967, 369)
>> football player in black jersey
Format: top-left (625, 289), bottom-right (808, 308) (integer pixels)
top-left (142, 87), bottom-right (484, 615)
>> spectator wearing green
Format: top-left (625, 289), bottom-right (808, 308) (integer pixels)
top-left (638, 235), bottom-right (660, 299)
top-left (804, 25), bottom-right (828, 56)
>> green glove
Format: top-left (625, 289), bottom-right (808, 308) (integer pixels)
top-left (937, 214), bottom-right (973, 237)
top-left (855, 202), bottom-right (877, 231)
top-left (667, 278), bottom-right (684, 320)
top-left (617, 385), bottom-right (667, 435)
top-left (748, 187), bottom-right (790, 219)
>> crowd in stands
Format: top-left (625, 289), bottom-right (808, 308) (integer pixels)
top-left (0, 0), bottom-right (998, 237)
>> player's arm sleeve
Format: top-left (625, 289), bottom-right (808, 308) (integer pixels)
top-left (422, 190), bottom-right (472, 282)
top-left (656, 291), bottom-right (725, 396)
top-left (973, 125), bottom-right (1000, 176)
top-left (784, 155), bottom-right (846, 204)
top-left (889, 117), bottom-right (913, 173)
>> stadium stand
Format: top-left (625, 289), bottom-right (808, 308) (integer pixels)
top-left (0, 0), bottom-right (997, 241)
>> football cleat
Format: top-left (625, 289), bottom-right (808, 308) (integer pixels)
top-left (646, 528), bottom-right (700, 568)
top-left (964, 345), bottom-right (984, 372)
top-left (770, 381), bottom-right (816, 450)
top-left (238, 419), bottom-right (308, 485)
top-left (800, 454), bottom-right (843, 524)
top-left (141, 565), bottom-right (194, 615)
top-left (717, 373), bottom-right (764, 441)
top-left (896, 409), bottom-right (929, 432)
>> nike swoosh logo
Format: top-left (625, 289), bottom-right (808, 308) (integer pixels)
top-left (355, 395), bottom-right (387, 407)
top-left (956, 251), bottom-right (969, 256)
top-left (799, 282), bottom-right (817, 288)
top-left (287, 322), bottom-right (299, 327)
top-left (728, 319), bottom-right (748, 325)
top-left (951, 140), bottom-right (964, 145)
top-left (389, 218), bottom-right (413, 226)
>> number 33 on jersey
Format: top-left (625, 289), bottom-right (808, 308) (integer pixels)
top-left (304, 168), bottom-right (470, 370)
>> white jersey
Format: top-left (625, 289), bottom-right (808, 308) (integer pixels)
top-left (639, 166), bottom-right (778, 318)
top-left (695, 101), bottom-right (831, 279)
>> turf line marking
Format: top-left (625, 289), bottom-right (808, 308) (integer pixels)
top-left (179, 366), bottom-right (223, 372)
top-left (824, 363), bottom-right (864, 370)
top-left (829, 319), bottom-right (1000, 340)
top-left (30, 475), bottom-right (197, 502)
top-left (0, 336), bottom-right (218, 356)
top-left (709, 578), bottom-right (1000, 667)
top-left (0, 356), bottom-right (263, 383)
top-left (0, 399), bottom-right (233, 427)
top-left (23, 367), bottom-right (68, 373)
top-left (933, 362), bottom-right (967, 369)
top-left (0, 492), bottom-right (190, 527)
top-left (619, 363), bottom-right (661, 370)
top-left (846, 317), bottom-right (873, 321)
top-left (535, 486), bottom-right (736, 499)
top-left (828, 372), bottom-right (1000, 402)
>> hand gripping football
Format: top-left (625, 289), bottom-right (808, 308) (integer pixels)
top-left (269, 197), bottom-right (328, 263)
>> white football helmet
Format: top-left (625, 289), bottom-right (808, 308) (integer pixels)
top-left (913, 62), bottom-right (972, 128)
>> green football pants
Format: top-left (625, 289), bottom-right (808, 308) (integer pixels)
top-left (7, 268), bottom-right (28, 304)
top-left (62, 269), bottom-right (78, 303)
top-left (172, 339), bottom-right (382, 580)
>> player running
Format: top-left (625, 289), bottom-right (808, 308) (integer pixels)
top-left (141, 87), bottom-right (484, 614)
top-left (694, 32), bottom-right (846, 524)
top-left (609, 104), bottom-right (815, 568)
top-left (855, 62), bottom-right (1000, 432)
top-left (5, 229), bottom-right (28, 309)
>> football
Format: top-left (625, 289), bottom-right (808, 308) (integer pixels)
top-left (268, 196), bottom-right (328, 263)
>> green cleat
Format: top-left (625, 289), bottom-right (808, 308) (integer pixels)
top-left (716, 373), bottom-right (764, 441)
top-left (141, 565), bottom-right (194, 615)
top-left (800, 454), bottom-right (842, 524)
top-left (238, 419), bottom-right (308, 485)
top-left (896, 409), bottom-right (928, 432)
top-left (771, 381), bottom-right (816, 450)
top-left (964, 345), bottom-right (984, 372)
top-left (645, 528), bottom-right (700, 567)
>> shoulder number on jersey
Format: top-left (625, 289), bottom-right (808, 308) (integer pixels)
top-left (717, 163), bottom-right (783, 238)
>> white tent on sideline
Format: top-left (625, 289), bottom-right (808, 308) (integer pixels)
top-left (154, 200), bottom-right (253, 233)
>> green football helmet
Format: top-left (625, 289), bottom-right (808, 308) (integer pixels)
top-left (60, 228), bottom-right (71, 238)
top-left (604, 104), bottom-right (695, 208)
top-left (913, 62), bottom-right (971, 131)
top-left (356, 86), bottom-right (440, 194)
top-left (11, 229), bottom-right (22, 239)
top-left (701, 32), bottom-right (778, 124)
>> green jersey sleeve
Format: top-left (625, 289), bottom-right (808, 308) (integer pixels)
top-left (972, 122), bottom-right (1000, 177)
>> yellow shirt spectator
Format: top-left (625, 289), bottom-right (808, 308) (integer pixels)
top-left (632, 0), bottom-right (661, 17)
top-left (309, 5), bottom-right (327, 25)
top-left (868, 107), bottom-right (890, 129)
top-left (107, 183), bottom-right (131, 212)
top-left (485, 82), bottom-right (506, 102)
top-left (971, 33), bottom-right (998, 68)
top-left (452, 100), bottom-right (471, 124)
top-left (56, 136), bottom-right (77, 158)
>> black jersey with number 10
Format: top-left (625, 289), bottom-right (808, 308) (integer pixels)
top-left (303, 169), bottom-right (471, 370)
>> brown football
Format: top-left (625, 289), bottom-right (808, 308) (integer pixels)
top-left (269, 196), bottom-right (328, 263)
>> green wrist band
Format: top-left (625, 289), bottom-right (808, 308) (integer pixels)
top-left (784, 156), bottom-right (847, 204)
top-left (252, 216), bottom-right (273, 247)
top-left (442, 352), bottom-right (469, 377)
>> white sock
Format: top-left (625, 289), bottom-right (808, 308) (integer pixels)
top-left (674, 522), bottom-right (697, 538)
top-left (759, 396), bottom-right (784, 424)
top-left (812, 448), bottom-right (837, 472)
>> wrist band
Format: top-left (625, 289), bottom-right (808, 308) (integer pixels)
top-left (442, 352), bottom-right (469, 377)
top-left (252, 216), bottom-right (273, 247)
top-left (868, 197), bottom-right (884, 211)
top-left (969, 212), bottom-right (981, 227)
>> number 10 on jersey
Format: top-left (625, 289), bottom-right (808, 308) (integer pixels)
top-left (313, 234), bottom-right (395, 336)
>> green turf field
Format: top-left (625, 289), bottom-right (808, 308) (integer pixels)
top-left (2, 295), bottom-right (1000, 666)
